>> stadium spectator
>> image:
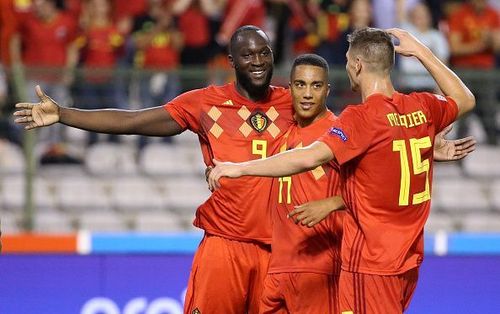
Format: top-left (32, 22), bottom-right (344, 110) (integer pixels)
top-left (327, 0), bottom-right (373, 66)
top-left (372, 0), bottom-right (420, 29)
top-left (13, 26), bottom-right (293, 314)
top-left (131, 0), bottom-right (183, 147)
top-left (174, 0), bottom-right (215, 65)
top-left (397, 1), bottom-right (449, 92)
top-left (73, 0), bottom-right (125, 145)
top-left (314, 0), bottom-right (350, 65)
top-left (0, 0), bottom-right (17, 65)
top-left (446, 0), bottom-right (500, 144)
top-left (208, 27), bottom-right (476, 313)
top-left (10, 0), bottom-right (77, 154)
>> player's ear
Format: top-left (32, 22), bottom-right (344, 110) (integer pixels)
top-left (228, 54), bottom-right (235, 68)
top-left (355, 57), bottom-right (362, 75)
top-left (326, 83), bottom-right (331, 97)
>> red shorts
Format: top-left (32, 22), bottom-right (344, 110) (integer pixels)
top-left (339, 268), bottom-right (419, 314)
top-left (260, 272), bottom-right (339, 314)
top-left (184, 234), bottom-right (271, 314)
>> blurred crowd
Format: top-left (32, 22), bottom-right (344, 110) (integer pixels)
top-left (0, 0), bottom-right (499, 159)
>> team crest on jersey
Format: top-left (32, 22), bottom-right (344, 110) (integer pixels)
top-left (249, 111), bottom-right (269, 133)
top-left (192, 308), bottom-right (201, 314)
top-left (329, 127), bottom-right (348, 142)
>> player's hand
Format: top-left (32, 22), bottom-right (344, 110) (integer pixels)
top-left (386, 28), bottom-right (426, 58)
top-left (13, 85), bottom-right (60, 130)
top-left (208, 159), bottom-right (244, 191)
top-left (288, 196), bottom-right (345, 228)
top-left (433, 125), bottom-right (476, 161)
top-left (205, 166), bottom-right (214, 192)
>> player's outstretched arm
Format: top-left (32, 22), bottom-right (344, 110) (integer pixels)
top-left (288, 196), bottom-right (345, 228)
top-left (14, 85), bottom-right (183, 136)
top-left (208, 141), bottom-right (334, 190)
top-left (433, 125), bottom-right (476, 161)
top-left (387, 28), bottom-right (475, 118)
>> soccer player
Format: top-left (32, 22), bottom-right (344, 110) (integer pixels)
top-left (208, 28), bottom-right (476, 313)
top-left (260, 54), bottom-right (345, 313)
top-left (14, 26), bottom-right (294, 314)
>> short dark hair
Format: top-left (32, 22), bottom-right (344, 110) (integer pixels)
top-left (229, 25), bottom-right (268, 54)
top-left (291, 54), bottom-right (329, 78)
top-left (347, 27), bottom-right (394, 72)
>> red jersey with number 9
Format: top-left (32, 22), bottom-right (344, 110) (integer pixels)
top-left (165, 83), bottom-right (294, 244)
top-left (319, 92), bottom-right (458, 275)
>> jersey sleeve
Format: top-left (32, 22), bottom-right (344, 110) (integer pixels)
top-left (163, 89), bottom-right (204, 133)
top-left (414, 92), bottom-right (458, 133)
top-left (318, 106), bottom-right (374, 166)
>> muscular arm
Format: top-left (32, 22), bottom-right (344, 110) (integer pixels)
top-left (208, 141), bottom-right (334, 189)
top-left (59, 106), bottom-right (184, 136)
top-left (14, 85), bottom-right (184, 136)
top-left (387, 28), bottom-right (476, 118)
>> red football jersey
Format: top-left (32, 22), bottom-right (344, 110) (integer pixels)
top-left (268, 111), bottom-right (344, 275)
top-left (165, 83), bottom-right (294, 243)
top-left (319, 92), bottom-right (458, 275)
top-left (19, 12), bottom-right (76, 67)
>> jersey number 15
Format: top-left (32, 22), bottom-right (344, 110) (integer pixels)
top-left (392, 136), bottom-right (432, 206)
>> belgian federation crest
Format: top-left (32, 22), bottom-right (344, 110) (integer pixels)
top-left (248, 111), bottom-right (269, 133)
top-left (192, 308), bottom-right (201, 314)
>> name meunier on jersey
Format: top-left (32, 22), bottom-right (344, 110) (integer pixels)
top-left (386, 110), bottom-right (427, 128)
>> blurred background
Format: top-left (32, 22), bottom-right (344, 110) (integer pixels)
top-left (0, 0), bottom-right (499, 313)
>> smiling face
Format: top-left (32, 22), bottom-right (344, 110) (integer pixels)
top-left (290, 64), bottom-right (329, 127)
top-left (229, 30), bottom-right (274, 100)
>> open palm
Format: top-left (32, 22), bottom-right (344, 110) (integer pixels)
top-left (14, 85), bottom-right (60, 130)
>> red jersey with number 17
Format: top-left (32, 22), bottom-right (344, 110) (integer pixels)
top-left (319, 92), bottom-right (458, 275)
top-left (269, 111), bottom-right (344, 275)
top-left (165, 83), bottom-right (294, 244)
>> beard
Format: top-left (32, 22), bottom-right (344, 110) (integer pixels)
top-left (235, 67), bottom-right (274, 97)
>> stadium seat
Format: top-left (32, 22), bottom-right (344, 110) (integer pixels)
top-left (162, 176), bottom-right (211, 213)
top-left (109, 176), bottom-right (166, 212)
top-left (432, 178), bottom-right (490, 212)
top-left (77, 210), bottom-right (130, 232)
top-left (138, 142), bottom-right (195, 176)
top-left (53, 176), bottom-right (111, 212)
top-left (462, 145), bottom-right (500, 178)
top-left (0, 140), bottom-right (25, 175)
top-left (1, 211), bottom-right (22, 233)
top-left (425, 213), bottom-right (456, 233)
top-left (172, 130), bottom-right (200, 146)
top-left (491, 180), bottom-right (500, 212)
top-left (34, 211), bottom-right (75, 233)
top-left (433, 162), bottom-right (463, 179)
top-left (461, 213), bottom-right (500, 232)
top-left (133, 212), bottom-right (184, 232)
top-left (1, 176), bottom-right (56, 211)
top-left (85, 143), bottom-right (138, 176)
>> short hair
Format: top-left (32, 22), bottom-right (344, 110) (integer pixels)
top-left (229, 25), bottom-right (268, 54)
top-left (347, 27), bottom-right (394, 72)
top-left (291, 54), bottom-right (329, 78)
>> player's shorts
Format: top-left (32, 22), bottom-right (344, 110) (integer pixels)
top-left (338, 267), bottom-right (419, 314)
top-left (183, 233), bottom-right (271, 314)
top-left (259, 272), bottom-right (339, 314)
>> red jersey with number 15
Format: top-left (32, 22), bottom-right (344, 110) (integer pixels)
top-left (319, 92), bottom-right (458, 275)
top-left (165, 83), bottom-right (294, 244)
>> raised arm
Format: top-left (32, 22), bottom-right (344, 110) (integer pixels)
top-left (387, 28), bottom-right (475, 118)
top-left (14, 85), bottom-right (183, 136)
top-left (208, 141), bottom-right (333, 190)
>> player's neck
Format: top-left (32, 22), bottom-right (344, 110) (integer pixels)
top-left (296, 108), bottom-right (327, 128)
top-left (235, 82), bottom-right (270, 102)
top-left (360, 74), bottom-right (395, 102)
